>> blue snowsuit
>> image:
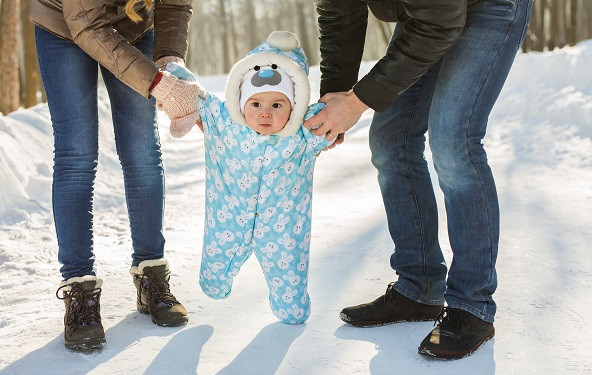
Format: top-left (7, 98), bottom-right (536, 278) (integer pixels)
top-left (197, 92), bottom-right (331, 324)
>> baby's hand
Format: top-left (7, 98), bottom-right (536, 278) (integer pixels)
top-left (164, 62), bottom-right (198, 83)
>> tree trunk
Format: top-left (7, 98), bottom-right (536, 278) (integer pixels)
top-left (522, 1), bottom-right (533, 52)
top-left (296, 0), bottom-right (317, 65)
top-left (22, 0), bottom-right (42, 108)
top-left (244, 0), bottom-right (258, 49)
top-left (585, 0), bottom-right (592, 40)
top-left (219, 0), bottom-right (232, 73)
top-left (568, 0), bottom-right (577, 45)
top-left (533, 0), bottom-right (545, 51)
top-left (0, 0), bottom-right (21, 115)
top-left (549, 0), bottom-right (567, 49)
top-left (227, 3), bottom-right (238, 63)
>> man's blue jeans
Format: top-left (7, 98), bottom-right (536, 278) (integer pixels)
top-left (35, 27), bottom-right (166, 280)
top-left (369, 0), bottom-right (532, 322)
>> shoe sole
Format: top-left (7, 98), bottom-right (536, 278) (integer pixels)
top-left (151, 316), bottom-right (188, 327)
top-left (138, 308), bottom-right (188, 327)
top-left (65, 338), bottom-right (106, 351)
top-left (417, 328), bottom-right (495, 360)
top-left (339, 312), bottom-right (438, 327)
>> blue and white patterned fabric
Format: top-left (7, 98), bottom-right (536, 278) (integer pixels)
top-left (197, 92), bottom-right (331, 324)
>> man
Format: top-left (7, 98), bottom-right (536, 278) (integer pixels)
top-left (305, 0), bottom-right (532, 359)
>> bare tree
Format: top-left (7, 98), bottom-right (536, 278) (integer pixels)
top-left (21, 0), bottom-right (42, 108)
top-left (549, 0), bottom-right (568, 50)
top-left (533, 0), bottom-right (546, 51)
top-left (218, 0), bottom-right (232, 72)
top-left (568, 0), bottom-right (577, 45)
top-left (0, 0), bottom-right (21, 115)
top-left (582, 0), bottom-right (592, 40)
top-left (295, 0), bottom-right (317, 65)
top-left (227, 2), bottom-right (238, 62)
top-left (244, 0), bottom-right (258, 49)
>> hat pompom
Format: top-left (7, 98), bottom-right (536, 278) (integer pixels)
top-left (266, 31), bottom-right (299, 51)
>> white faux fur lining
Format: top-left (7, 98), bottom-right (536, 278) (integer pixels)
top-left (225, 51), bottom-right (310, 137)
top-left (59, 275), bottom-right (103, 290)
top-left (129, 258), bottom-right (169, 275)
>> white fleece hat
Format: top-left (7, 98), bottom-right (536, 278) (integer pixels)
top-left (239, 66), bottom-right (295, 113)
top-left (225, 31), bottom-right (310, 137)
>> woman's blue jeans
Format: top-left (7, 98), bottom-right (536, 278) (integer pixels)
top-left (369, 0), bottom-right (532, 322)
top-left (35, 27), bottom-right (166, 280)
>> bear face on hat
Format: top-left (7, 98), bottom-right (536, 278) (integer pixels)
top-left (239, 65), bottom-right (295, 114)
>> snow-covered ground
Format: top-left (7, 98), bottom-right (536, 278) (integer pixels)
top-left (1, 41), bottom-right (592, 374)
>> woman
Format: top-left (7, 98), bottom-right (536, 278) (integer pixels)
top-left (30, 0), bottom-right (202, 350)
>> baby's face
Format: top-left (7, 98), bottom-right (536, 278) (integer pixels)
top-left (243, 92), bottom-right (291, 135)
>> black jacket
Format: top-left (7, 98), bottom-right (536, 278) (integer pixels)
top-left (315, 0), bottom-right (466, 111)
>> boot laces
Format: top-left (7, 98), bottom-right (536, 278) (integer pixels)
top-left (141, 271), bottom-right (179, 307)
top-left (56, 283), bottom-right (102, 334)
top-left (383, 282), bottom-right (395, 306)
top-left (434, 307), bottom-right (471, 330)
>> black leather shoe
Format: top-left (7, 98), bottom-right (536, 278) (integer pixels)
top-left (340, 283), bottom-right (444, 327)
top-left (418, 307), bottom-right (495, 360)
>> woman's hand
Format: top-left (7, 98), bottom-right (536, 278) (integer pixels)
top-left (154, 57), bottom-right (204, 136)
top-left (150, 71), bottom-right (204, 138)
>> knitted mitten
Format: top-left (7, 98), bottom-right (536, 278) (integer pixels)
top-left (154, 56), bottom-right (186, 114)
top-left (150, 71), bottom-right (204, 138)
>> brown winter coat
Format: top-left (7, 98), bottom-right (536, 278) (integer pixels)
top-left (29, 0), bottom-right (193, 98)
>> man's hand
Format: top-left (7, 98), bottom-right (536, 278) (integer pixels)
top-left (303, 90), bottom-right (369, 146)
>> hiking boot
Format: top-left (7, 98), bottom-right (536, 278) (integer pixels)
top-left (130, 259), bottom-right (188, 327)
top-left (56, 276), bottom-right (106, 350)
top-left (418, 307), bottom-right (495, 360)
top-left (340, 282), bottom-right (443, 327)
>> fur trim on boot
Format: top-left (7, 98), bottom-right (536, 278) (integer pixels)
top-left (59, 275), bottom-right (103, 290)
top-left (129, 258), bottom-right (169, 276)
top-left (56, 275), bottom-right (106, 350)
top-left (131, 259), bottom-right (188, 327)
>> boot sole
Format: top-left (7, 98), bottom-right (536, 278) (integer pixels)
top-left (152, 317), bottom-right (188, 327)
top-left (65, 337), bottom-right (106, 351)
top-left (339, 312), bottom-right (438, 327)
top-left (138, 307), bottom-right (188, 327)
top-left (417, 328), bottom-right (495, 360)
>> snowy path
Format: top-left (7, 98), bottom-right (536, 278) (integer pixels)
top-left (1, 43), bottom-right (592, 374)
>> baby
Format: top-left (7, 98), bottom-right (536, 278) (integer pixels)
top-left (168, 31), bottom-right (333, 324)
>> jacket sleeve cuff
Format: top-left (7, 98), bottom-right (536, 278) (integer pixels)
top-left (353, 75), bottom-right (398, 112)
top-left (154, 50), bottom-right (185, 63)
top-left (320, 79), bottom-right (357, 97)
